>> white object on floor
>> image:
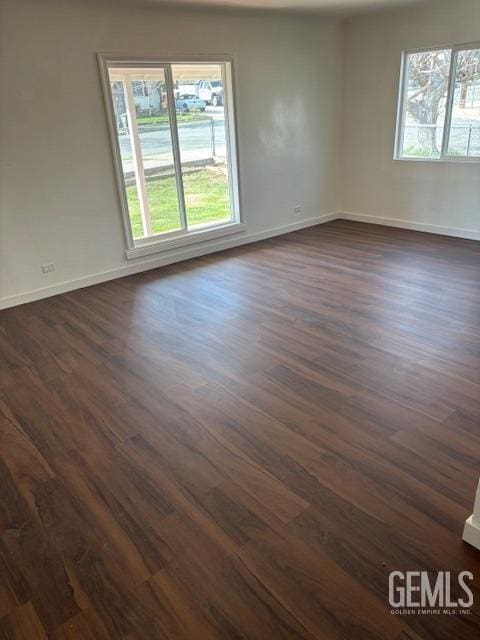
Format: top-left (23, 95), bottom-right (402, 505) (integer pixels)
top-left (463, 480), bottom-right (480, 551)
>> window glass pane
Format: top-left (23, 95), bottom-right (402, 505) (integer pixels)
top-left (172, 64), bottom-right (233, 230)
top-left (129, 71), bottom-right (182, 238)
top-left (108, 69), bottom-right (182, 240)
top-left (447, 48), bottom-right (480, 158)
top-left (106, 60), bottom-right (239, 246)
top-left (401, 49), bottom-right (451, 159)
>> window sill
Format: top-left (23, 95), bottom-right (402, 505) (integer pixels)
top-left (394, 156), bottom-right (480, 164)
top-left (126, 221), bottom-right (246, 260)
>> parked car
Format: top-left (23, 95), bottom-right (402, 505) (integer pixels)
top-left (195, 80), bottom-right (224, 106)
top-left (175, 94), bottom-right (206, 112)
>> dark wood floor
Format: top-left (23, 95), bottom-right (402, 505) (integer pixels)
top-left (1, 220), bottom-right (480, 639)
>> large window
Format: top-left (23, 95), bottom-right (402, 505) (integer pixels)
top-left (395, 44), bottom-right (480, 161)
top-left (99, 56), bottom-right (242, 257)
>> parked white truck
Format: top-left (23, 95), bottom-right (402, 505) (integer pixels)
top-left (195, 80), bottom-right (224, 106)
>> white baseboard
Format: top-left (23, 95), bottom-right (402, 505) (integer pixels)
top-left (339, 211), bottom-right (480, 241)
top-left (463, 516), bottom-right (480, 551)
top-left (2, 209), bottom-right (478, 310)
top-left (0, 212), bottom-right (338, 310)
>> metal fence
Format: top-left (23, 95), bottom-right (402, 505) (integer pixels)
top-left (404, 123), bottom-right (480, 158)
top-left (177, 117), bottom-right (226, 163)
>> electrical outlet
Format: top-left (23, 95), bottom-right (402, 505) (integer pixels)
top-left (293, 205), bottom-right (302, 218)
top-left (41, 262), bottom-right (56, 274)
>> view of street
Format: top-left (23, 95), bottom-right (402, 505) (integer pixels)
top-left (118, 106), bottom-right (226, 174)
top-left (107, 66), bottom-right (234, 239)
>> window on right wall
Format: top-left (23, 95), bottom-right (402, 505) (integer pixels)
top-left (395, 44), bottom-right (480, 161)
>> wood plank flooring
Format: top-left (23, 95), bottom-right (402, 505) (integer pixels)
top-left (1, 220), bottom-right (480, 639)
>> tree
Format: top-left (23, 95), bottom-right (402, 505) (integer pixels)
top-left (110, 81), bottom-right (127, 131)
top-left (457, 51), bottom-right (480, 109)
top-left (406, 50), bottom-right (450, 153)
top-left (145, 80), bottom-right (167, 116)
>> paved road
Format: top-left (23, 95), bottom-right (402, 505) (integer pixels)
top-left (119, 108), bottom-right (227, 173)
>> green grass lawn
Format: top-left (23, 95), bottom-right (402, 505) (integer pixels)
top-left (136, 113), bottom-right (209, 126)
top-left (404, 145), bottom-right (464, 158)
top-left (127, 169), bottom-right (231, 239)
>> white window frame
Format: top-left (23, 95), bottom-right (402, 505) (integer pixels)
top-left (98, 53), bottom-right (244, 259)
top-left (394, 42), bottom-right (480, 163)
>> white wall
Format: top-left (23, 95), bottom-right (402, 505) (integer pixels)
top-left (0, 0), bottom-right (343, 307)
top-left (341, 0), bottom-right (480, 238)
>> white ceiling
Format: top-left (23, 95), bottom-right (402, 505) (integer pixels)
top-left (145, 0), bottom-right (428, 15)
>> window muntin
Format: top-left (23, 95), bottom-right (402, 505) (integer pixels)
top-left (395, 44), bottom-right (480, 161)
top-left (103, 58), bottom-right (240, 247)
